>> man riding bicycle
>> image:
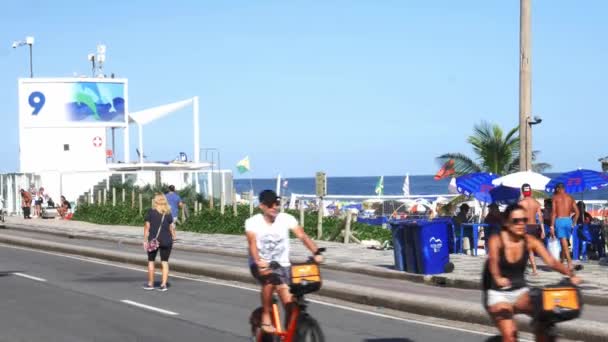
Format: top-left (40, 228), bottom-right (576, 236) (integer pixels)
top-left (246, 190), bottom-right (323, 334)
top-left (482, 204), bottom-right (582, 342)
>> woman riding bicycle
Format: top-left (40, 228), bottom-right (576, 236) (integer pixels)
top-left (482, 204), bottom-right (581, 342)
top-left (246, 190), bottom-right (323, 334)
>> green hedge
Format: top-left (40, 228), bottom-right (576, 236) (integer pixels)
top-left (72, 202), bottom-right (391, 243)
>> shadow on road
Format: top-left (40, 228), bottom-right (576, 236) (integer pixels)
top-left (76, 275), bottom-right (146, 283)
top-left (0, 270), bottom-right (25, 277)
top-left (364, 339), bottom-right (414, 342)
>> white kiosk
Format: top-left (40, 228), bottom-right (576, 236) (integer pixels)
top-left (0, 77), bottom-right (231, 215)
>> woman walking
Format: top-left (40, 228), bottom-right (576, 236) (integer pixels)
top-left (143, 193), bottom-right (176, 291)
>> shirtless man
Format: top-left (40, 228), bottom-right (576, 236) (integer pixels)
top-left (550, 182), bottom-right (579, 270)
top-left (518, 183), bottom-right (544, 275)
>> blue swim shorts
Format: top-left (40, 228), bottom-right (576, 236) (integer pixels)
top-left (555, 217), bottom-right (573, 240)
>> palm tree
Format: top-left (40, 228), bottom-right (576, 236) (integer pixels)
top-left (437, 121), bottom-right (550, 176)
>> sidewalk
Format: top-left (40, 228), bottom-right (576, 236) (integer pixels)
top-left (3, 216), bottom-right (608, 301)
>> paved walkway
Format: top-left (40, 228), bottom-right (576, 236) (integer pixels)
top-left (3, 216), bottom-right (608, 298)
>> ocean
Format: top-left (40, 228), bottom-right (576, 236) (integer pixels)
top-left (234, 174), bottom-right (608, 201)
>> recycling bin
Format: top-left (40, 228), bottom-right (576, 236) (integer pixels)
top-left (390, 223), bottom-right (406, 271)
top-left (389, 218), bottom-right (454, 275)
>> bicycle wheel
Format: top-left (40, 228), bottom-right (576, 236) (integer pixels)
top-left (250, 307), bottom-right (280, 342)
top-left (254, 330), bottom-right (279, 342)
top-left (294, 315), bottom-right (325, 342)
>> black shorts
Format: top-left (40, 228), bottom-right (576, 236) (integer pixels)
top-left (35, 200), bottom-right (43, 206)
top-left (526, 224), bottom-right (542, 239)
top-left (147, 246), bottom-right (172, 262)
top-left (250, 264), bottom-right (291, 286)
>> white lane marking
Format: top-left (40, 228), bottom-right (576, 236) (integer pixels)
top-left (2, 244), bottom-right (516, 339)
top-left (13, 272), bottom-right (47, 282)
top-left (121, 300), bottom-right (179, 316)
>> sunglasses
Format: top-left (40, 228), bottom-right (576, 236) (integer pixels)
top-left (511, 217), bottom-right (528, 224)
top-left (263, 200), bottom-right (280, 208)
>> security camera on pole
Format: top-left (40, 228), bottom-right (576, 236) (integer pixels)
top-left (88, 44), bottom-right (107, 78)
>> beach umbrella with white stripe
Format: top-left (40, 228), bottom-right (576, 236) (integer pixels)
top-left (545, 169), bottom-right (608, 194)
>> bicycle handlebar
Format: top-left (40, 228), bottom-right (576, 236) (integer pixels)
top-left (266, 248), bottom-right (326, 270)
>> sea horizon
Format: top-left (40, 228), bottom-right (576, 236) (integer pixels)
top-left (233, 173), bottom-right (608, 201)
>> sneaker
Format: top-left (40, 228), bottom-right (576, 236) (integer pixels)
top-left (143, 284), bottom-right (155, 290)
top-left (157, 285), bottom-right (168, 292)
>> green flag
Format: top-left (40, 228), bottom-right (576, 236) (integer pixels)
top-left (375, 176), bottom-right (384, 195)
top-left (236, 156), bottom-right (250, 174)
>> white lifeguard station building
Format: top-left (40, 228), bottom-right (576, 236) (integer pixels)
top-left (0, 77), bottom-right (232, 215)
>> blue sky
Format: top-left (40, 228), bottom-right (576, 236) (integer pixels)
top-left (1, 1), bottom-right (606, 178)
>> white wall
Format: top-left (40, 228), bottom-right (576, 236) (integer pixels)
top-left (20, 127), bottom-right (108, 173)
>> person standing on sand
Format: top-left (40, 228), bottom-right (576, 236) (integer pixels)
top-left (550, 183), bottom-right (579, 270)
top-left (518, 183), bottom-right (544, 276)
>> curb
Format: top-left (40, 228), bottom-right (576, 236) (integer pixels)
top-left (6, 222), bottom-right (608, 307)
top-left (1, 233), bottom-right (607, 341)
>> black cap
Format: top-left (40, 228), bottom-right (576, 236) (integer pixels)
top-left (521, 183), bottom-right (531, 191)
top-left (556, 182), bottom-right (565, 189)
top-left (259, 190), bottom-right (280, 206)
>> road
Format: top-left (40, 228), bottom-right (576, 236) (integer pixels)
top-left (0, 243), bottom-right (509, 342)
top-left (3, 228), bottom-right (606, 323)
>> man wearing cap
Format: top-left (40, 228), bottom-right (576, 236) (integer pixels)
top-left (551, 183), bottom-right (579, 270)
top-left (245, 190), bottom-right (323, 333)
top-left (518, 183), bottom-right (544, 275)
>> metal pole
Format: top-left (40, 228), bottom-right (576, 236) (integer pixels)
top-left (519, 0), bottom-right (532, 171)
top-left (111, 128), bottom-right (116, 163)
top-left (527, 121), bottom-right (533, 170)
top-left (29, 44), bottom-right (33, 78)
top-left (317, 197), bottom-right (323, 239)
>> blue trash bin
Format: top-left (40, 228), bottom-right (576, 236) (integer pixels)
top-left (389, 223), bottom-right (406, 271)
top-left (390, 218), bottom-right (453, 275)
top-left (413, 219), bottom-right (453, 274)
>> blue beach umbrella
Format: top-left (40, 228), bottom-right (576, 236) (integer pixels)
top-left (489, 185), bottom-right (521, 204)
top-left (545, 169), bottom-right (608, 194)
top-left (455, 172), bottom-right (498, 203)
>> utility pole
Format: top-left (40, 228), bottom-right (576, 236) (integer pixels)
top-left (519, 0), bottom-right (532, 171)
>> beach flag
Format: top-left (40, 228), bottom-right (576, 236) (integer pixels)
top-left (236, 156), bottom-right (250, 174)
top-left (402, 173), bottom-right (410, 196)
top-left (434, 159), bottom-right (455, 180)
top-left (375, 176), bottom-right (384, 196)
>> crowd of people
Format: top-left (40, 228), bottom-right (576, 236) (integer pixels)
top-left (19, 185), bottom-right (72, 220)
top-left (447, 182), bottom-right (598, 271)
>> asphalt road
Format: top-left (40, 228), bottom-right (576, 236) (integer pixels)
top-left (0, 243), bottom-right (506, 342)
top-left (3, 228), bottom-right (606, 323)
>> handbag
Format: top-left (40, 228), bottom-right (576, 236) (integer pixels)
top-left (146, 214), bottom-right (165, 252)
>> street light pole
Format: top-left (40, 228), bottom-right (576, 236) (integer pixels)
top-left (12, 36), bottom-right (35, 77)
top-left (519, 0), bottom-right (532, 171)
top-left (29, 43), bottom-right (33, 78)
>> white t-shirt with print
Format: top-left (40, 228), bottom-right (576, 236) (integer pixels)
top-left (245, 213), bottom-right (299, 267)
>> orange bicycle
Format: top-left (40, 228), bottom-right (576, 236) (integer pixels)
top-left (250, 248), bottom-right (326, 342)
